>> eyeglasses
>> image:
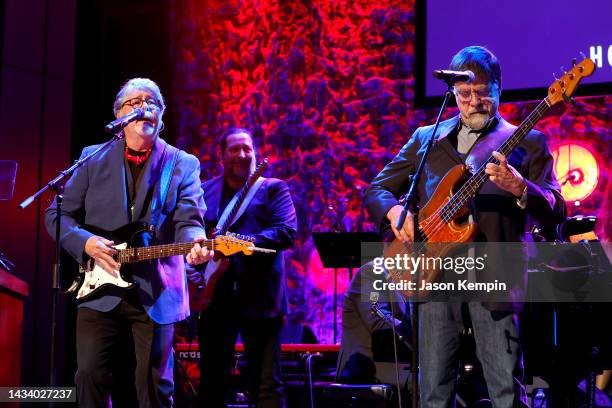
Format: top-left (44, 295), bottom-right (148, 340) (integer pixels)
top-left (121, 96), bottom-right (161, 110)
top-left (453, 86), bottom-right (496, 102)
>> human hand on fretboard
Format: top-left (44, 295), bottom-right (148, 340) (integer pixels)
top-left (186, 236), bottom-right (215, 265)
top-left (485, 151), bottom-right (526, 197)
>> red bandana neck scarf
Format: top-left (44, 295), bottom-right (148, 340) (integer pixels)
top-left (125, 146), bottom-right (152, 166)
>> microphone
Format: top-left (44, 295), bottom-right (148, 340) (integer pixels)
top-left (105, 108), bottom-right (145, 133)
top-left (433, 69), bottom-right (475, 83)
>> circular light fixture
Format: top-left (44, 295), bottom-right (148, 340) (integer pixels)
top-left (551, 142), bottom-right (599, 203)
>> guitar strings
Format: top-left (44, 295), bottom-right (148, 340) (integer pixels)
top-left (388, 69), bottom-right (583, 291)
top-left (388, 98), bottom-right (552, 291)
top-left (416, 99), bottom-right (550, 241)
top-left (117, 241), bottom-right (217, 263)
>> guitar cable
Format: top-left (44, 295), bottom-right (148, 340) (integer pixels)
top-left (371, 291), bottom-right (405, 408)
top-left (389, 298), bottom-right (404, 408)
top-left (305, 352), bottom-right (322, 408)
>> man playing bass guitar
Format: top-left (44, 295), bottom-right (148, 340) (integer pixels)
top-left (365, 46), bottom-right (566, 407)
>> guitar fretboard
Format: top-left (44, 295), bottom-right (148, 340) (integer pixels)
top-left (116, 241), bottom-right (215, 263)
top-left (439, 97), bottom-right (551, 222)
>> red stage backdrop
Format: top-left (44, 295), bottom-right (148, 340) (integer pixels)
top-left (168, 0), bottom-right (611, 343)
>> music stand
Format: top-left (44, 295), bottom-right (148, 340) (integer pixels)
top-left (312, 232), bottom-right (379, 343)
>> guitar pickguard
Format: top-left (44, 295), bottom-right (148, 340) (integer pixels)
top-left (76, 242), bottom-right (133, 300)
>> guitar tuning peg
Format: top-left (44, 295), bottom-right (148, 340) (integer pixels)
top-left (579, 51), bottom-right (587, 60)
top-left (560, 66), bottom-right (567, 74)
top-left (552, 73), bottom-right (559, 80)
top-left (572, 58), bottom-right (577, 67)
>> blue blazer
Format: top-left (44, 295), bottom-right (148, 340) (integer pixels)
top-left (45, 137), bottom-right (206, 324)
top-left (194, 175), bottom-right (297, 319)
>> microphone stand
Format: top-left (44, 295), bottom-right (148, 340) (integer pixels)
top-left (371, 298), bottom-right (409, 408)
top-left (19, 131), bottom-right (125, 391)
top-left (395, 81), bottom-right (454, 408)
top-left (370, 301), bottom-right (412, 349)
top-left (328, 197), bottom-right (346, 344)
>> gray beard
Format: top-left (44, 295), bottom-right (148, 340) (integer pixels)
top-left (465, 113), bottom-right (490, 130)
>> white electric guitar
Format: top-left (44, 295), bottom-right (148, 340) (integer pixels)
top-left (68, 222), bottom-right (275, 300)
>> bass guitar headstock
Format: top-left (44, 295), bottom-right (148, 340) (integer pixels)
top-left (547, 57), bottom-right (595, 106)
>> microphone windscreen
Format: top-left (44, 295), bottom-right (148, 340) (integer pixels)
top-left (133, 108), bottom-right (145, 119)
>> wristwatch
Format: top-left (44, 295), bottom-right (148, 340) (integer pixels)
top-left (515, 180), bottom-right (528, 209)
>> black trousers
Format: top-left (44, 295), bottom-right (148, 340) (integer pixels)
top-left (75, 289), bottom-right (175, 408)
top-left (197, 309), bottom-right (285, 408)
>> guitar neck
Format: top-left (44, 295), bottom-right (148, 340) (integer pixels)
top-left (117, 240), bottom-right (214, 263)
top-left (217, 180), bottom-right (255, 235)
top-left (217, 159), bottom-right (268, 235)
top-left (443, 98), bottom-right (552, 219)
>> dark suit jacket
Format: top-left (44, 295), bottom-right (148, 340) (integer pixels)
top-left (364, 115), bottom-right (566, 307)
top-left (196, 175), bottom-right (297, 319)
top-left (45, 137), bottom-right (206, 324)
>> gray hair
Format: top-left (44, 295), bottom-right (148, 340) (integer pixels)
top-left (112, 78), bottom-right (166, 117)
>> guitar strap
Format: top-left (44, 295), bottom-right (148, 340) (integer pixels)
top-left (200, 177), bottom-right (266, 288)
top-left (149, 146), bottom-right (179, 230)
top-left (215, 177), bottom-right (266, 234)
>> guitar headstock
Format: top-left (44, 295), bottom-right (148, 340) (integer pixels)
top-left (213, 233), bottom-right (255, 256)
top-left (547, 58), bottom-right (595, 105)
top-left (248, 157), bottom-right (269, 182)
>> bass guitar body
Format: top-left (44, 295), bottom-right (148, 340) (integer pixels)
top-left (383, 164), bottom-right (478, 297)
top-left (189, 256), bottom-right (230, 312)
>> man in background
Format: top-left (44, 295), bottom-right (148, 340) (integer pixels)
top-left (191, 127), bottom-right (297, 407)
